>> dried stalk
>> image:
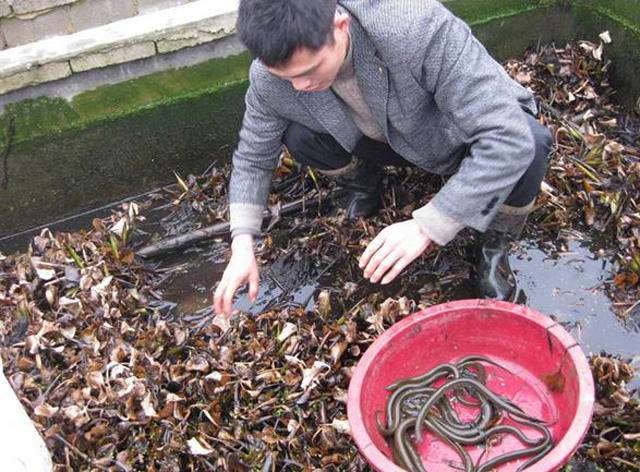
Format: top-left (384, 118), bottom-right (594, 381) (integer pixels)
top-left (137, 188), bottom-right (343, 258)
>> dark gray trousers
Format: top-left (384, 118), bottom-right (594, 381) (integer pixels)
top-left (283, 112), bottom-right (552, 208)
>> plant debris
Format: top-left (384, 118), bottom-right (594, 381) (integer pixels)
top-left (504, 37), bottom-right (640, 321)
top-left (579, 355), bottom-right (639, 471)
top-left (0, 38), bottom-right (638, 471)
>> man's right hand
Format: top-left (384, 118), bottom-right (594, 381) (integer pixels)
top-left (213, 234), bottom-right (260, 317)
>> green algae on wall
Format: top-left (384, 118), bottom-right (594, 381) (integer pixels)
top-left (470, 5), bottom-right (580, 61)
top-left (72, 52), bottom-right (252, 123)
top-left (0, 52), bottom-right (251, 150)
top-left (575, 0), bottom-right (640, 33)
top-left (570, 3), bottom-right (640, 110)
top-left (1, 81), bottom-right (249, 238)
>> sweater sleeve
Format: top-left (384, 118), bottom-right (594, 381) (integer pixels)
top-left (411, 5), bottom-right (536, 237)
top-left (228, 66), bottom-right (289, 239)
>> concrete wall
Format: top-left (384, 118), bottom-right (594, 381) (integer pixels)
top-left (0, 0), bottom-right (195, 49)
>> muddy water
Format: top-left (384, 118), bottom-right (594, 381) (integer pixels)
top-left (158, 241), bottom-right (322, 318)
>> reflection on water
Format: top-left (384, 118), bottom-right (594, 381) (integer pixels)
top-left (158, 241), bottom-right (326, 318)
top-left (512, 240), bottom-right (639, 359)
top-left (512, 239), bottom-right (640, 389)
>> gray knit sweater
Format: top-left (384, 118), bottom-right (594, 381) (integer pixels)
top-left (229, 0), bottom-right (537, 245)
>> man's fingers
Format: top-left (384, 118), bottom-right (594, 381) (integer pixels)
top-left (213, 279), bottom-right (226, 315)
top-left (364, 242), bottom-right (395, 279)
top-left (248, 269), bottom-right (259, 302)
top-left (370, 250), bottom-right (403, 283)
top-left (222, 277), bottom-right (242, 316)
top-left (359, 233), bottom-right (386, 269)
top-left (213, 267), bottom-right (232, 314)
top-left (381, 256), bottom-right (413, 285)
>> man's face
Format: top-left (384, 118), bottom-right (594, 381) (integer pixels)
top-left (267, 12), bottom-right (350, 92)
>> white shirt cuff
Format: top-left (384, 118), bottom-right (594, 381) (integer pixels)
top-left (412, 201), bottom-right (465, 246)
top-left (229, 203), bottom-right (264, 239)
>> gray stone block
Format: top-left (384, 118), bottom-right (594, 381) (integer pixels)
top-left (0, 31), bottom-right (6, 49)
top-left (156, 20), bottom-right (233, 53)
top-left (69, 0), bottom-right (136, 31)
top-left (0, 61), bottom-right (71, 94)
top-left (0, 0), bottom-right (239, 79)
top-left (2, 6), bottom-right (72, 47)
top-left (1, 17), bottom-right (36, 46)
top-left (11, 0), bottom-right (77, 15)
top-left (0, 1), bottom-right (12, 18)
top-left (70, 41), bottom-right (155, 72)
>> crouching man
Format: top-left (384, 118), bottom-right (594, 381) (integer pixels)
top-left (214, 0), bottom-right (553, 316)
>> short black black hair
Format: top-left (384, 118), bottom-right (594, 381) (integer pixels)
top-left (237, 0), bottom-right (338, 67)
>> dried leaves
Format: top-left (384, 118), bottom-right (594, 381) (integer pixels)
top-left (585, 355), bottom-right (639, 469)
top-left (505, 38), bottom-right (640, 319)
top-left (0, 204), bottom-right (177, 471)
top-left (2, 202), bottom-right (418, 470)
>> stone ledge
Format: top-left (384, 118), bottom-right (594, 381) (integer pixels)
top-left (156, 16), bottom-right (236, 53)
top-left (0, 0), bottom-right (238, 89)
top-left (12, 0), bottom-right (78, 16)
top-left (0, 60), bottom-right (71, 94)
top-left (70, 41), bottom-right (156, 72)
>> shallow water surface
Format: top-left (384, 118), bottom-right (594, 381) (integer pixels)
top-left (512, 240), bottom-right (639, 359)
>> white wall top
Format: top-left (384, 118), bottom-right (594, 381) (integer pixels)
top-left (0, 0), bottom-right (240, 81)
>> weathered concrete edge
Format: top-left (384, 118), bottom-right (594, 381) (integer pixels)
top-left (0, 33), bottom-right (247, 113)
top-left (0, 0), bottom-right (239, 92)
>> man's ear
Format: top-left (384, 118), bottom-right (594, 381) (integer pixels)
top-left (334, 10), bottom-right (351, 34)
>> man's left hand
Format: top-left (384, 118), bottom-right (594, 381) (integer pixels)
top-left (359, 219), bottom-right (432, 285)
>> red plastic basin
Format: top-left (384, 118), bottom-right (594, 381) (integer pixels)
top-left (347, 299), bottom-right (594, 471)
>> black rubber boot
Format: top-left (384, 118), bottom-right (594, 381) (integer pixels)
top-left (475, 230), bottom-right (517, 302)
top-left (333, 157), bottom-right (383, 219)
top-left (475, 203), bottom-right (534, 301)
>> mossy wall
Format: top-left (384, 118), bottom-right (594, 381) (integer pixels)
top-left (2, 82), bottom-right (248, 235)
top-left (0, 54), bottom-right (251, 238)
top-left (571, 0), bottom-right (640, 110)
top-left (0, 0), bottom-right (638, 239)
top-left (444, 0), bottom-right (640, 108)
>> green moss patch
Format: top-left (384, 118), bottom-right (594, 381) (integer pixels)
top-left (72, 52), bottom-right (251, 121)
top-left (575, 0), bottom-right (640, 34)
top-left (0, 52), bottom-right (251, 149)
